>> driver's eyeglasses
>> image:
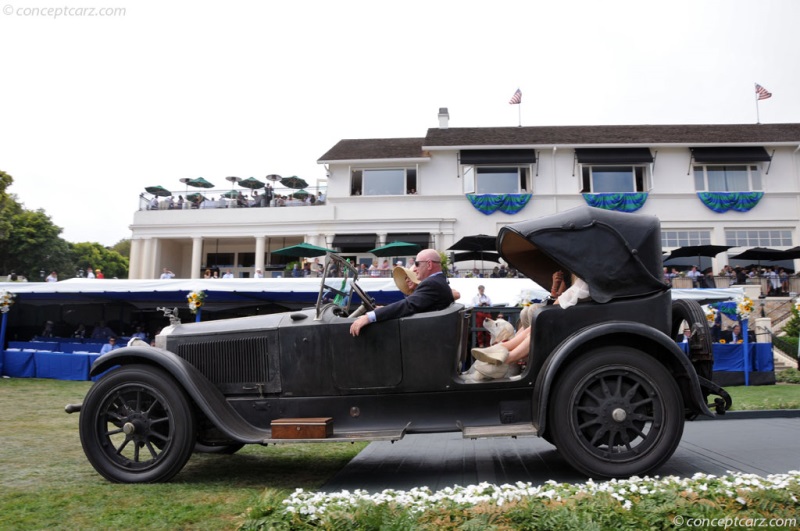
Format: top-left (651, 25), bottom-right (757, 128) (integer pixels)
top-left (414, 260), bottom-right (441, 267)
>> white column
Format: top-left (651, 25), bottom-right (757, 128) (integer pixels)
top-left (377, 232), bottom-right (387, 247)
top-left (255, 235), bottom-right (266, 274)
top-left (191, 237), bottom-right (203, 279)
top-left (142, 238), bottom-right (156, 279)
top-left (129, 239), bottom-right (144, 279)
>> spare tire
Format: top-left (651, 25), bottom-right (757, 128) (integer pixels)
top-left (671, 298), bottom-right (713, 381)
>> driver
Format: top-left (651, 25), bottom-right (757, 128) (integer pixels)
top-left (350, 249), bottom-right (454, 336)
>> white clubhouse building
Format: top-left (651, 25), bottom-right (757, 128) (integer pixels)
top-left (128, 109), bottom-right (800, 279)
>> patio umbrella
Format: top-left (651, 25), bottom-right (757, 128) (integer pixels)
top-left (783, 246), bottom-right (800, 259)
top-left (188, 177), bottom-right (215, 189)
top-left (730, 247), bottom-right (790, 262)
top-left (448, 234), bottom-right (497, 252)
top-left (292, 189), bottom-right (309, 199)
top-left (186, 192), bottom-right (206, 203)
top-left (265, 174), bottom-right (282, 182)
top-left (239, 176), bottom-right (265, 189)
top-left (221, 190), bottom-right (240, 199)
top-left (663, 245), bottom-right (732, 266)
top-left (272, 242), bottom-right (334, 257)
top-left (453, 251), bottom-right (502, 263)
top-left (368, 241), bottom-right (421, 257)
top-left (280, 176), bottom-right (309, 189)
top-left (145, 185), bottom-right (171, 197)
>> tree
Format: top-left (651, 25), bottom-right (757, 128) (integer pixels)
top-left (71, 241), bottom-right (129, 279)
top-left (112, 238), bottom-right (131, 259)
top-left (0, 201), bottom-right (75, 280)
top-left (0, 170), bottom-right (14, 242)
top-left (0, 169), bottom-right (129, 279)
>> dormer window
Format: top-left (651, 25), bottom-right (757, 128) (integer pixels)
top-left (690, 147), bottom-right (770, 192)
top-left (460, 149), bottom-right (536, 194)
top-left (350, 168), bottom-right (417, 196)
top-left (575, 148), bottom-right (653, 193)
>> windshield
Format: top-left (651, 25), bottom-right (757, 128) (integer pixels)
top-left (315, 254), bottom-right (360, 319)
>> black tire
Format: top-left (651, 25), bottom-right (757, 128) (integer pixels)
top-left (548, 347), bottom-right (684, 478)
top-left (79, 365), bottom-right (196, 483)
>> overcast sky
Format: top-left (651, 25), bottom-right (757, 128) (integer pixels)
top-left (1, 0), bottom-right (798, 246)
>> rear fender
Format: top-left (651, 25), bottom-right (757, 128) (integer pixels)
top-left (90, 347), bottom-right (270, 443)
top-left (533, 321), bottom-right (713, 436)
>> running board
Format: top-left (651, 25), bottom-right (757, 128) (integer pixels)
top-left (461, 423), bottom-right (539, 439)
top-left (261, 424), bottom-right (409, 445)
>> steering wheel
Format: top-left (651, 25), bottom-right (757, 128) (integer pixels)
top-left (351, 281), bottom-right (376, 312)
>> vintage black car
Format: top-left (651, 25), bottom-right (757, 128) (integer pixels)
top-left (72, 206), bottom-right (730, 483)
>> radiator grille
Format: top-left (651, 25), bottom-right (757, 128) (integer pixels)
top-left (174, 337), bottom-right (270, 384)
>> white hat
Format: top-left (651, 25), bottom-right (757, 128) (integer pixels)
top-left (392, 266), bottom-right (419, 296)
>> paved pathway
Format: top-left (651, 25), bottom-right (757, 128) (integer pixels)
top-left (322, 412), bottom-right (800, 493)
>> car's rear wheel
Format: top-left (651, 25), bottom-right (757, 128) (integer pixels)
top-left (79, 365), bottom-right (196, 483)
top-left (549, 347), bottom-right (684, 478)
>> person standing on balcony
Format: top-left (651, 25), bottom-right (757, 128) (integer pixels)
top-left (264, 184), bottom-right (274, 207)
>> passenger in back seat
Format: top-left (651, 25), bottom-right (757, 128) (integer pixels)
top-left (471, 275), bottom-right (590, 368)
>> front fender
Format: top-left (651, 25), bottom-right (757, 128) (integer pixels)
top-left (90, 346), bottom-right (271, 444)
top-left (533, 321), bottom-right (713, 435)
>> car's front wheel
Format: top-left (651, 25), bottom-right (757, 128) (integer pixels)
top-left (79, 365), bottom-right (196, 483)
top-left (548, 347), bottom-right (684, 478)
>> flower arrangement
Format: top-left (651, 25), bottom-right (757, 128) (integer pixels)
top-left (735, 295), bottom-right (754, 319)
top-left (0, 289), bottom-right (15, 314)
top-left (705, 306), bottom-right (718, 323)
top-left (240, 471), bottom-right (800, 527)
top-left (186, 290), bottom-right (206, 314)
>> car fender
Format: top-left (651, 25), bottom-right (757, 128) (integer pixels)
top-left (533, 321), bottom-right (713, 435)
top-left (90, 346), bottom-right (271, 444)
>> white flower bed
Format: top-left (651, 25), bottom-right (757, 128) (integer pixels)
top-left (282, 471), bottom-right (800, 520)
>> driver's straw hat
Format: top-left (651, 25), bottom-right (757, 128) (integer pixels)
top-left (393, 266), bottom-right (419, 295)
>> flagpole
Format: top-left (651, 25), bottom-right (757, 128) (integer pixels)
top-left (754, 83), bottom-right (760, 124)
top-left (518, 102), bottom-right (522, 127)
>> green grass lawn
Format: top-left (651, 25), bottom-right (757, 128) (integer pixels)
top-left (726, 382), bottom-right (800, 410)
top-left (0, 378), bottom-right (365, 530)
top-left (1, 377), bottom-right (797, 530)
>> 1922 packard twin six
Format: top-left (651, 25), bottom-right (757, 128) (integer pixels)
top-left (71, 206), bottom-right (730, 483)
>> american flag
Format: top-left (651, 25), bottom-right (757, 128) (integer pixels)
top-left (755, 83), bottom-right (772, 100)
top-left (508, 88), bottom-right (522, 105)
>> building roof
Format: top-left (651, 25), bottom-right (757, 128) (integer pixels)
top-left (424, 123), bottom-right (800, 147)
top-left (318, 124), bottom-right (800, 162)
top-left (318, 137), bottom-right (426, 162)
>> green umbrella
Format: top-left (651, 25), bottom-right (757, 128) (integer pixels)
top-left (187, 192), bottom-right (206, 203)
top-left (221, 190), bottom-right (240, 199)
top-left (280, 176), bottom-right (309, 189)
top-left (368, 241), bottom-right (421, 257)
top-left (272, 242), bottom-right (334, 258)
top-left (188, 177), bottom-right (215, 189)
top-left (239, 176), bottom-right (265, 189)
top-left (292, 189), bottom-right (309, 199)
top-left (145, 185), bottom-right (172, 197)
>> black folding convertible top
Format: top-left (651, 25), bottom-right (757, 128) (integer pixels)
top-left (497, 206), bottom-right (669, 303)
